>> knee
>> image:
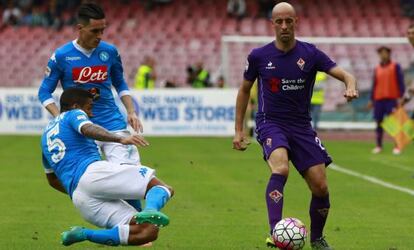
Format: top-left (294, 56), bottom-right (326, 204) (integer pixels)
top-left (129, 225), bottom-right (159, 245)
top-left (267, 148), bottom-right (289, 176)
top-left (312, 182), bottom-right (329, 196)
top-left (268, 159), bottom-right (289, 176)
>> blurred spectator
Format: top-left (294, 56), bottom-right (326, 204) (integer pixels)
top-left (21, 5), bottom-right (48, 26)
top-left (400, 0), bottom-right (414, 17)
top-left (216, 75), bottom-right (226, 88)
top-left (187, 62), bottom-right (211, 88)
top-left (310, 72), bottom-right (327, 131)
top-left (144, 0), bottom-right (173, 11)
top-left (257, 0), bottom-right (275, 18)
top-left (134, 56), bottom-right (157, 89)
top-left (368, 46), bottom-right (405, 155)
top-left (164, 80), bottom-right (177, 88)
top-left (227, 0), bottom-right (246, 19)
top-left (2, 0), bottom-right (22, 26)
top-left (44, 0), bottom-right (64, 30)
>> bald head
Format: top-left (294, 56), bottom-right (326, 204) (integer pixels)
top-left (271, 2), bottom-right (297, 48)
top-left (272, 2), bottom-right (296, 19)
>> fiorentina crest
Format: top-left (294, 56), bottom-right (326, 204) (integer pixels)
top-left (297, 58), bottom-right (305, 70)
top-left (269, 189), bottom-right (283, 203)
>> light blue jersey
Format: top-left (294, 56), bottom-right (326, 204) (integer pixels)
top-left (38, 40), bottom-right (130, 131)
top-left (41, 109), bottom-right (101, 197)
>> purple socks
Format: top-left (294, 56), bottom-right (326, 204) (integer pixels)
top-left (265, 173), bottom-right (287, 234)
top-left (309, 194), bottom-right (330, 242)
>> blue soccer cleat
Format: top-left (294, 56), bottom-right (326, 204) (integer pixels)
top-left (61, 226), bottom-right (87, 246)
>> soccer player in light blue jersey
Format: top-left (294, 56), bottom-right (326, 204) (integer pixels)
top-left (41, 88), bottom-right (173, 246)
top-left (232, 2), bottom-right (358, 250)
top-left (38, 2), bottom-right (144, 212)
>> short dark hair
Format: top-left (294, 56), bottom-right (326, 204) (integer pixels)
top-left (77, 2), bottom-right (105, 25)
top-left (60, 88), bottom-right (94, 112)
top-left (377, 46), bottom-right (391, 54)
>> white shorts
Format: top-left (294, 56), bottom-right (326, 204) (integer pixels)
top-left (72, 161), bottom-right (155, 228)
top-left (96, 130), bottom-right (141, 165)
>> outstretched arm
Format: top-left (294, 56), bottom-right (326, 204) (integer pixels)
top-left (81, 123), bottom-right (149, 147)
top-left (327, 66), bottom-right (359, 101)
top-left (233, 79), bottom-right (254, 151)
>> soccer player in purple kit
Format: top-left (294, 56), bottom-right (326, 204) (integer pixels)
top-left (232, 2), bottom-right (358, 250)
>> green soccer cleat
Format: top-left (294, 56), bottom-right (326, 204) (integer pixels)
top-left (134, 210), bottom-right (170, 227)
top-left (61, 226), bottom-right (87, 246)
top-left (266, 236), bottom-right (277, 248)
top-left (311, 236), bottom-right (333, 250)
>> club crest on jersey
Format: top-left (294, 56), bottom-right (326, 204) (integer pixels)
top-left (266, 61), bottom-right (275, 69)
top-left (45, 66), bottom-right (51, 77)
top-left (269, 189), bottom-right (283, 203)
top-left (297, 58), bottom-right (305, 70)
top-left (99, 51), bottom-right (110, 62)
top-left (50, 53), bottom-right (56, 62)
top-left (72, 66), bottom-right (108, 84)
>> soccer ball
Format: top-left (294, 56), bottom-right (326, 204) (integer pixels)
top-left (272, 217), bottom-right (307, 250)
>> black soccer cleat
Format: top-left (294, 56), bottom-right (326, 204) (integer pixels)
top-left (311, 236), bottom-right (333, 250)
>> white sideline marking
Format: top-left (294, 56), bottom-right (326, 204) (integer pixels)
top-left (368, 157), bottom-right (413, 172)
top-left (330, 164), bottom-right (414, 196)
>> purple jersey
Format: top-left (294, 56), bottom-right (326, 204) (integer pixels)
top-left (244, 40), bottom-right (336, 126)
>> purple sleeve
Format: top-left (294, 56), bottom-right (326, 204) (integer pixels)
top-left (314, 48), bottom-right (337, 73)
top-left (396, 64), bottom-right (405, 97)
top-left (243, 51), bottom-right (258, 82)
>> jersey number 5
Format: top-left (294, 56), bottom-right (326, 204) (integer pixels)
top-left (47, 123), bottom-right (66, 163)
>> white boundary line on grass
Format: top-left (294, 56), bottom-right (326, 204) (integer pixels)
top-left (330, 164), bottom-right (414, 196)
top-left (368, 157), bottom-right (414, 172)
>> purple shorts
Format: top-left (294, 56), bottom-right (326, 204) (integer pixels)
top-left (373, 99), bottom-right (397, 121)
top-left (256, 122), bottom-right (332, 173)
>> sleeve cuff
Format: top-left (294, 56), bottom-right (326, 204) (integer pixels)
top-left (42, 98), bottom-right (56, 107)
top-left (78, 121), bottom-right (93, 133)
top-left (118, 90), bottom-right (131, 97)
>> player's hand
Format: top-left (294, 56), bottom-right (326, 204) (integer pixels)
top-left (344, 88), bottom-right (359, 102)
top-left (120, 135), bottom-right (149, 147)
top-left (233, 132), bottom-right (251, 151)
top-left (127, 112), bottom-right (143, 133)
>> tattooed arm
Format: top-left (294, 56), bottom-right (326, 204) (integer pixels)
top-left (81, 123), bottom-right (122, 142)
top-left (81, 123), bottom-right (149, 146)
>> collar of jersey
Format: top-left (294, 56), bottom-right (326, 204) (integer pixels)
top-left (72, 39), bottom-right (96, 58)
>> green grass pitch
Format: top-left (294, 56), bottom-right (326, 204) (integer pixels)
top-left (0, 135), bottom-right (413, 249)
